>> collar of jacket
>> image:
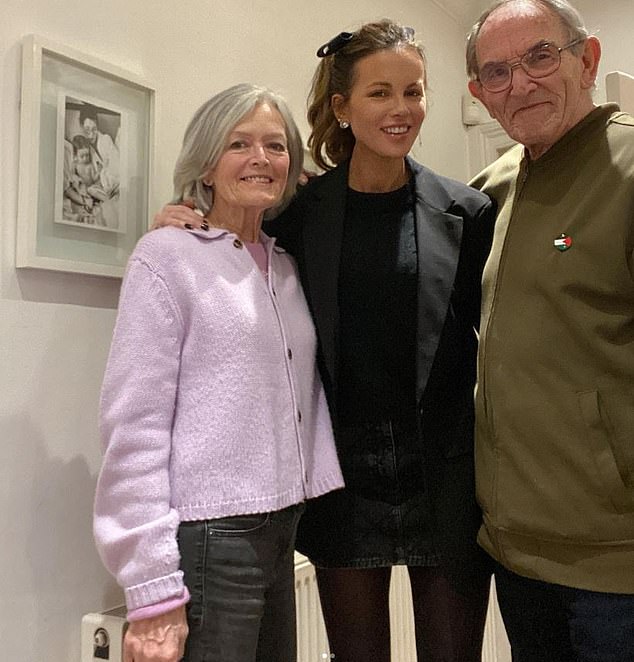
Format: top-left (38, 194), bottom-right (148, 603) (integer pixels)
top-left (296, 156), bottom-right (466, 404)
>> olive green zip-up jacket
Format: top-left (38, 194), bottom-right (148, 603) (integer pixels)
top-left (471, 104), bottom-right (634, 593)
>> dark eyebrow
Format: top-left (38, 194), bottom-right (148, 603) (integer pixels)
top-left (364, 80), bottom-right (423, 89)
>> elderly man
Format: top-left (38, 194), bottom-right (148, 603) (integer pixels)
top-left (467, 1), bottom-right (634, 660)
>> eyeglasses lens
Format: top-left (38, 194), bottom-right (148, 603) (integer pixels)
top-left (480, 45), bottom-right (560, 92)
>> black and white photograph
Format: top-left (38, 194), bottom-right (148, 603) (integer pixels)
top-left (17, 35), bottom-right (154, 277)
top-left (54, 93), bottom-right (126, 233)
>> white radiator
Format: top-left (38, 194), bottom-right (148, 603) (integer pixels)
top-left (81, 606), bottom-right (127, 662)
top-left (294, 554), bottom-right (330, 661)
top-left (82, 560), bottom-right (511, 662)
top-left (293, 554), bottom-right (511, 662)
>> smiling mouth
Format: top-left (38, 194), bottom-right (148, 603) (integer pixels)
top-left (382, 126), bottom-right (409, 135)
top-left (241, 176), bottom-right (273, 183)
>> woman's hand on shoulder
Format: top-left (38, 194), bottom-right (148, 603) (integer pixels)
top-left (123, 605), bottom-right (188, 662)
top-left (297, 168), bottom-right (317, 186)
top-left (151, 199), bottom-right (208, 232)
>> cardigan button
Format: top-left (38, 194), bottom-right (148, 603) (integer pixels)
top-left (287, 348), bottom-right (293, 360)
top-left (233, 238), bottom-right (243, 249)
top-left (297, 410), bottom-right (302, 423)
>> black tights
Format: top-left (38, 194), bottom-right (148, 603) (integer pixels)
top-left (315, 566), bottom-right (490, 662)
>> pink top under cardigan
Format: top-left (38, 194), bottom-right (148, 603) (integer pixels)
top-left (94, 226), bottom-right (343, 616)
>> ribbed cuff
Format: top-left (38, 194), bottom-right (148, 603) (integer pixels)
top-left (126, 586), bottom-right (190, 622)
top-left (124, 570), bottom-right (185, 611)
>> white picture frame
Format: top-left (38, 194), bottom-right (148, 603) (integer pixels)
top-left (16, 35), bottom-right (155, 278)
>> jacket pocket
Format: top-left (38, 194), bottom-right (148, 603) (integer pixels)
top-left (597, 387), bottom-right (634, 489)
top-left (578, 389), bottom-right (634, 514)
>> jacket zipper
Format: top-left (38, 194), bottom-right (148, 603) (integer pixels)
top-left (481, 160), bottom-right (530, 421)
top-left (480, 160), bottom-right (530, 529)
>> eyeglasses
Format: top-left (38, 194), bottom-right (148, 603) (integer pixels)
top-left (477, 37), bottom-right (586, 93)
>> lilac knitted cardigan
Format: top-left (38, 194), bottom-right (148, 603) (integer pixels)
top-left (94, 227), bottom-right (343, 613)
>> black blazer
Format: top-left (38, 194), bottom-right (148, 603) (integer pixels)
top-left (266, 156), bottom-right (496, 563)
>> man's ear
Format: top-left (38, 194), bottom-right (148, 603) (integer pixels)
top-left (468, 80), bottom-right (484, 104)
top-left (468, 80), bottom-right (494, 119)
top-left (580, 36), bottom-right (601, 90)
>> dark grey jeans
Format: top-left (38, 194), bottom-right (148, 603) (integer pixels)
top-left (177, 503), bottom-right (304, 662)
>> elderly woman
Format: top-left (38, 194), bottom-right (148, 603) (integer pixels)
top-left (93, 84), bottom-right (343, 662)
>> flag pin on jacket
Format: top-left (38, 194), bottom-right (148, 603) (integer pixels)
top-left (554, 233), bottom-right (572, 252)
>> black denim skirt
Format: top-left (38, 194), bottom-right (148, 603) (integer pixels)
top-left (295, 420), bottom-right (440, 568)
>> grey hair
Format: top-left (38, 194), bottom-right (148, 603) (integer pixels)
top-left (172, 83), bottom-right (304, 216)
top-left (466, 0), bottom-right (589, 79)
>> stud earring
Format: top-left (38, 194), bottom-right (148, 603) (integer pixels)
top-left (338, 119), bottom-right (350, 129)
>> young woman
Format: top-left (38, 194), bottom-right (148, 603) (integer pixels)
top-left (155, 21), bottom-right (496, 662)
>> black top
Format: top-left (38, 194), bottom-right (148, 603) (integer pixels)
top-left (336, 181), bottom-right (418, 427)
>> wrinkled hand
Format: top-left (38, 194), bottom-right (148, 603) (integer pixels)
top-left (151, 199), bottom-right (207, 231)
top-left (123, 606), bottom-right (188, 662)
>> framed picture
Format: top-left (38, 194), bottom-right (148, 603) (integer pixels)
top-left (16, 35), bottom-right (155, 278)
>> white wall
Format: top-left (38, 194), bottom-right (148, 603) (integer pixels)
top-left (3, 1), bottom-right (631, 659)
top-left (573, 0), bottom-right (634, 102)
top-left (0, 2), bottom-right (470, 660)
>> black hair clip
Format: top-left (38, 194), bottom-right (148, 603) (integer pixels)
top-left (316, 31), bottom-right (354, 57)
